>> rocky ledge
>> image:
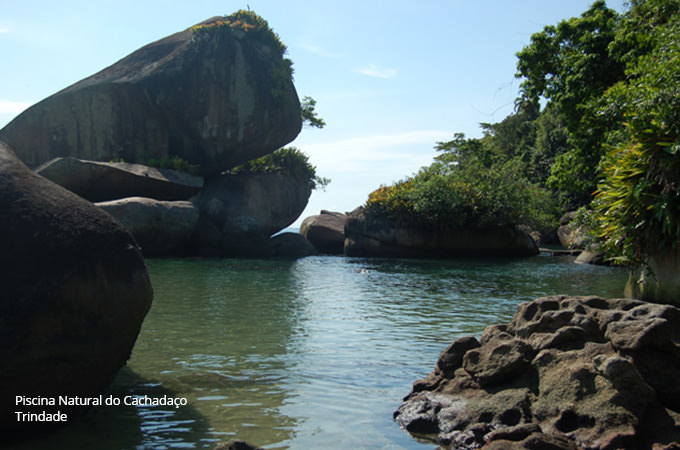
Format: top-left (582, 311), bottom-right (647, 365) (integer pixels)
top-left (394, 295), bottom-right (680, 449)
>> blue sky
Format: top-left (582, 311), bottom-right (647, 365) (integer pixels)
top-left (1, 0), bottom-right (627, 226)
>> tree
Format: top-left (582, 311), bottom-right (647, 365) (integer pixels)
top-left (300, 96), bottom-right (326, 129)
top-left (594, 2), bottom-right (680, 265)
top-left (515, 0), bottom-right (624, 206)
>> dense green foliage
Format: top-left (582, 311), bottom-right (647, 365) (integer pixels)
top-left (365, 0), bottom-right (680, 266)
top-left (231, 147), bottom-right (330, 191)
top-left (594, 3), bottom-right (680, 263)
top-left (516, 0), bottom-right (625, 206)
top-left (365, 129), bottom-right (557, 230)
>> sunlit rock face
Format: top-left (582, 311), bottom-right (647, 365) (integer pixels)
top-left (396, 295), bottom-right (680, 449)
top-left (0, 16), bottom-right (301, 178)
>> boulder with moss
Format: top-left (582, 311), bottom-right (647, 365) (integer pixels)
top-left (0, 12), bottom-right (301, 177)
top-left (395, 295), bottom-right (680, 449)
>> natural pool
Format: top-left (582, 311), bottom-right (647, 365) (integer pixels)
top-left (16, 255), bottom-right (627, 449)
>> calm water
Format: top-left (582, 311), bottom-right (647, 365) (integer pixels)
top-left (16, 255), bottom-right (627, 449)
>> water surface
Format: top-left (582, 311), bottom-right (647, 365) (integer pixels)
top-left (17, 255), bottom-right (627, 449)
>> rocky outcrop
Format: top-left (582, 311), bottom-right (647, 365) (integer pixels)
top-left (626, 247), bottom-right (680, 305)
top-left (269, 232), bottom-right (318, 258)
top-left (37, 157), bottom-right (203, 202)
top-left (191, 173), bottom-right (311, 257)
top-left (344, 208), bottom-right (538, 258)
top-left (395, 295), bottom-right (680, 449)
top-left (97, 197), bottom-right (200, 256)
top-left (0, 15), bottom-right (301, 177)
top-left (300, 210), bottom-right (347, 254)
top-left (0, 141), bottom-right (153, 433)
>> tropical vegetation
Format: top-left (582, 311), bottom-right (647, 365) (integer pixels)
top-left (365, 0), bottom-right (680, 267)
top-left (230, 147), bottom-right (329, 191)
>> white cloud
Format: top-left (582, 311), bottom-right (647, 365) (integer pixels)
top-left (353, 64), bottom-right (398, 79)
top-left (0, 28), bottom-right (8, 33)
top-left (0, 100), bottom-right (33, 114)
top-left (299, 42), bottom-right (345, 59)
top-left (302, 130), bottom-right (450, 174)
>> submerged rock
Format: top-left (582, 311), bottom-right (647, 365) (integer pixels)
top-left (395, 295), bottom-right (680, 449)
top-left (344, 208), bottom-right (538, 258)
top-left (0, 142), bottom-right (152, 433)
top-left (0, 15), bottom-right (301, 177)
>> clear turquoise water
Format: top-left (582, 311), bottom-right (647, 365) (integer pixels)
top-left (16, 255), bottom-right (627, 449)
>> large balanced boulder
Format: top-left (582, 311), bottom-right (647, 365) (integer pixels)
top-left (97, 197), bottom-right (200, 256)
top-left (0, 142), bottom-right (153, 433)
top-left (300, 210), bottom-right (347, 254)
top-left (191, 172), bottom-right (311, 256)
top-left (344, 208), bottom-right (538, 258)
top-left (0, 14), bottom-right (301, 177)
top-left (395, 295), bottom-right (680, 449)
top-left (37, 157), bottom-right (203, 202)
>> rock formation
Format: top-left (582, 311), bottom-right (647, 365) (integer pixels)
top-left (626, 247), bottom-right (680, 305)
top-left (0, 15), bottom-right (302, 177)
top-left (395, 295), bottom-right (680, 449)
top-left (557, 211), bottom-right (589, 250)
top-left (37, 157), bottom-right (203, 202)
top-left (344, 208), bottom-right (538, 258)
top-left (269, 232), bottom-right (318, 258)
top-left (0, 142), bottom-right (153, 433)
top-left (300, 210), bottom-right (347, 254)
top-left (0, 13), bottom-right (315, 258)
top-left (191, 173), bottom-right (311, 257)
top-left (97, 197), bottom-right (200, 256)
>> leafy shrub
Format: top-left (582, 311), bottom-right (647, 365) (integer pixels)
top-left (231, 147), bottom-right (329, 191)
top-left (594, 10), bottom-right (680, 264)
top-left (191, 10), bottom-right (294, 102)
top-left (365, 155), bottom-right (556, 230)
top-left (146, 155), bottom-right (200, 175)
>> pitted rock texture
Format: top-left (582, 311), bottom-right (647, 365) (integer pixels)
top-left (395, 295), bottom-right (680, 449)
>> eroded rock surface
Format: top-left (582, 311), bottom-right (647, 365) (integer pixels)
top-left (395, 295), bottom-right (680, 449)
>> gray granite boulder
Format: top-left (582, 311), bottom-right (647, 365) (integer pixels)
top-left (97, 197), bottom-right (200, 256)
top-left (269, 232), bottom-right (318, 258)
top-left (345, 208), bottom-right (538, 258)
top-left (37, 157), bottom-right (203, 202)
top-left (191, 172), bottom-right (311, 257)
top-left (0, 141), bottom-right (152, 433)
top-left (300, 210), bottom-right (347, 254)
top-left (0, 15), bottom-right (301, 177)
